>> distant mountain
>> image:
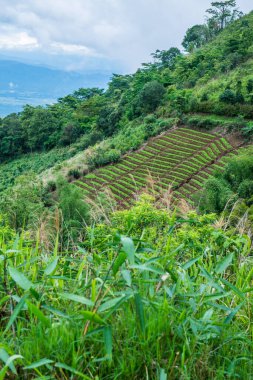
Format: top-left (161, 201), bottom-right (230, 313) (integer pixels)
top-left (0, 60), bottom-right (111, 116)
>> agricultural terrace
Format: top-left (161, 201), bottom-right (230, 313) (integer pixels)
top-left (75, 128), bottom-right (239, 207)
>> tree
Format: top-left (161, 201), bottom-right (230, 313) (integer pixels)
top-left (134, 81), bottom-right (165, 115)
top-left (182, 25), bottom-right (209, 52)
top-left (206, 1), bottom-right (243, 32)
top-left (151, 48), bottom-right (181, 69)
top-left (246, 79), bottom-right (253, 94)
top-left (219, 89), bottom-right (237, 104)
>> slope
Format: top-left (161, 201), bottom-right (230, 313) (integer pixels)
top-left (74, 127), bottom-right (241, 207)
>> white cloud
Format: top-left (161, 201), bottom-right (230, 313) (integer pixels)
top-left (0, 0), bottom-right (251, 72)
top-left (50, 42), bottom-right (98, 57)
top-left (0, 27), bottom-right (39, 50)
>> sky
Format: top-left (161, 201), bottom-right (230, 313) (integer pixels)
top-left (0, 0), bottom-right (252, 73)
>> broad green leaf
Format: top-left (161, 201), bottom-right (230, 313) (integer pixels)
top-left (103, 325), bottom-right (112, 360)
top-left (4, 296), bottom-right (27, 334)
top-left (134, 293), bottom-right (145, 333)
top-left (0, 349), bottom-right (17, 374)
top-left (59, 293), bottom-right (94, 307)
top-left (121, 269), bottom-right (132, 286)
top-left (113, 252), bottom-right (127, 276)
top-left (8, 267), bottom-right (33, 291)
top-left (26, 301), bottom-right (51, 327)
top-left (98, 296), bottom-right (126, 313)
top-left (0, 355), bottom-right (23, 380)
top-left (121, 236), bottom-right (135, 265)
top-left (220, 279), bottom-right (245, 299)
top-left (55, 362), bottom-right (91, 379)
top-left (24, 358), bottom-right (54, 369)
top-left (44, 258), bottom-right (58, 276)
top-left (199, 266), bottom-right (224, 292)
top-left (224, 302), bottom-right (244, 324)
top-left (80, 311), bottom-right (105, 325)
top-left (130, 264), bottom-right (164, 274)
top-left (42, 305), bottom-right (69, 318)
top-left (215, 253), bottom-right (233, 274)
top-left (182, 256), bottom-right (201, 270)
top-left (160, 368), bottom-right (167, 380)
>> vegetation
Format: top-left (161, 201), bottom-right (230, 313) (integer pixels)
top-left (1, 196), bottom-right (253, 379)
top-left (1, 2), bottom-right (253, 379)
top-left (75, 128), bottom-right (236, 208)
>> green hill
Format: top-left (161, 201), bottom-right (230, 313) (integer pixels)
top-left (75, 127), bottom-right (239, 207)
top-left (2, 4), bottom-right (253, 380)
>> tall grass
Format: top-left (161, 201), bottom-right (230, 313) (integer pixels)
top-left (0, 198), bottom-right (253, 379)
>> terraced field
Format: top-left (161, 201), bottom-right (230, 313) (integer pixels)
top-left (75, 128), bottom-right (240, 208)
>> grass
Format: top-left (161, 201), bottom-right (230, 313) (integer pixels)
top-left (1, 197), bottom-right (253, 379)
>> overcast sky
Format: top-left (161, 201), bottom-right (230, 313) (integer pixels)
top-left (0, 0), bottom-right (252, 73)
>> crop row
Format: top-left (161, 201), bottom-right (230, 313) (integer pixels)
top-left (75, 128), bottom-right (234, 206)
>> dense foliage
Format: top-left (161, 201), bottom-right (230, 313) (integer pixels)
top-left (198, 148), bottom-right (253, 228)
top-left (1, 196), bottom-right (253, 379)
top-left (0, 3), bottom-right (253, 379)
top-left (0, 1), bottom-right (252, 171)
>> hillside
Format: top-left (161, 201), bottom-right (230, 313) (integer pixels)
top-left (75, 127), bottom-right (240, 207)
top-left (1, 3), bottom-right (253, 379)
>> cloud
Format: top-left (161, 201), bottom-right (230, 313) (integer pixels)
top-left (50, 42), bottom-right (98, 57)
top-left (0, 0), bottom-right (251, 72)
top-left (0, 26), bottom-right (39, 50)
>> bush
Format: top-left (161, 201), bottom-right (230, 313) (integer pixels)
top-left (134, 81), bottom-right (165, 115)
top-left (87, 148), bottom-right (121, 170)
top-left (68, 169), bottom-right (81, 179)
top-left (238, 179), bottom-right (253, 199)
top-left (219, 89), bottom-right (237, 104)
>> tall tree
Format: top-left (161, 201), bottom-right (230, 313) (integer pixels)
top-left (151, 48), bottom-right (181, 69)
top-left (206, 1), bottom-right (243, 31)
top-left (182, 25), bottom-right (209, 52)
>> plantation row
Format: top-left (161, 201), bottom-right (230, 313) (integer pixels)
top-left (75, 128), bottom-right (237, 207)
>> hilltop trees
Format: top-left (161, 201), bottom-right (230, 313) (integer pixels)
top-left (183, 1), bottom-right (243, 52)
top-left (206, 1), bottom-right (243, 31)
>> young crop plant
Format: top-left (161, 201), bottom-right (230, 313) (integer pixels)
top-left (74, 128), bottom-right (240, 207)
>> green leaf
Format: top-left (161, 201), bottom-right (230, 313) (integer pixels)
top-left (8, 267), bottom-right (33, 291)
top-left (215, 253), bottom-right (233, 274)
top-left (54, 362), bottom-right (91, 379)
top-left (26, 301), bottom-right (51, 327)
top-left (0, 349), bottom-right (17, 374)
top-left (24, 358), bottom-right (54, 369)
top-left (44, 258), bottom-right (58, 276)
top-left (224, 302), bottom-right (244, 324)
top-left (59, 293), bottom-right (94, 307)
top-left (0, 355), bottom-right (23, 380)
top-left (113, 252), bottom-right (127, 276)
top-left (79, 311), bottom-right (105, 325)
top-left (121, 236), bottom-right (135, 265)
top-left (159, 368), bottom-right (167, 380)
top-left (220, 278), bottom-right (245, 299)
top-left (103, 325), bottom-right (113, 360)
top-left (98, 296), bottom-right (126, 313)
top-left (4, 296), bottom-right (27, 334)
top-left (130, 264), bottom-right (164, 274)
top-left (134, 293), bottom-right (145, 333)
top-left (121, 269), bottom-right (132, 286)
top-left (182, 256), bottom-right (201, 270)
top-left (42, 305), bottom-right (69, 318)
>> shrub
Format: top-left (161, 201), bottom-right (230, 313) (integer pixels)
top-left (219, 89), bottom-right (237, 104)
top-left (238, 179), bottom-right (253, 199)
top-left (87, 148), bottom-right (121, 170)
top-left (68, 169), bottom-right (81, 179)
